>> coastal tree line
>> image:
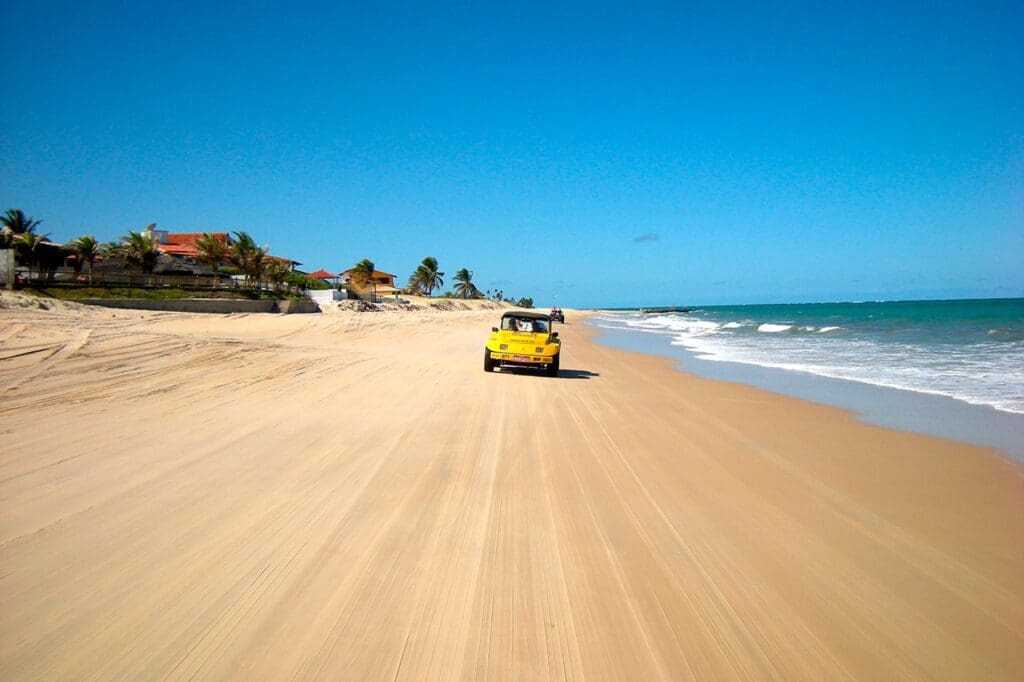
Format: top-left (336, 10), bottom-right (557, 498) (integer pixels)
top-left (0, 211), bottom-right (292, 288)
top-left (2, 208), bottom-right (535, 306)
top-left (355, 256), bottom-right (531, 305)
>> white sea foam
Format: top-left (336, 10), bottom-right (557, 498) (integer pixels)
top-left (593, 312), bottom-right (1024, 415)
top-left (625, 315), bottom-right (720, 335)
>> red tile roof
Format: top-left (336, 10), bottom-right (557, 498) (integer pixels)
top-left (155, 232), bottom-right (300, 266)
top-left (167, 232), bottom-right (229, 246)
top-left (266, 254), bottom-right (301, 266)
top-left (341, 268), bottom-right (397, 278)
top-left (159, 243), bottom-right (201, 256)
top-left (157, 232), bottom-right (230, 258)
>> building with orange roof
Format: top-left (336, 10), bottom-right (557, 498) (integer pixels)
top-left (143, 228), bottom-right (301, 271)
top-left (340, 267), bottom-right (399, 300)
top-left (265, 254), bottom-right (302, 270)
top-left (156, 232), bottom-right (231, 259)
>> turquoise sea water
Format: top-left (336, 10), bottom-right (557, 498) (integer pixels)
top-left (590, 298), bottom-right (1024, 414)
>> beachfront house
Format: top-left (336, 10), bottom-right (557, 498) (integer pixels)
top-left (144, 229), bottom-right (302, 271)
top-left (153, 231), bottom-right (230, 262)
top-left (264, 254), bottom-right (302, 272)
top-left (340, 267), bottom-right (399, 301)
top-left (90, 252), bottom-right (218, 277)
top-left (12, 238), bottom-right (70, 282)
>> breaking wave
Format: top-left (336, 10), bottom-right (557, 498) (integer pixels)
top-left (590, 303), bottom-right (1024, 414)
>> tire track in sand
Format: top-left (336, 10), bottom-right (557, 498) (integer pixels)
top-left (1, 329), bottom-right (91, 392)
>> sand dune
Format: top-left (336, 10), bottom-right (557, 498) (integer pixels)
top-left (1, 299), bottom-right (1022, 680)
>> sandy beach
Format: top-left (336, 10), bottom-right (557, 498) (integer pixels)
top-left (1, 297), bottom-right (1022, 680)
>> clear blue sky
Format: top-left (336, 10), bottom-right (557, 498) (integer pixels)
top-left (2, 1), bottom-right (1021, 307)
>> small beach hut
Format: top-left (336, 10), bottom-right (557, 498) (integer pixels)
top-left (308, 268), bottom-right (340, 285)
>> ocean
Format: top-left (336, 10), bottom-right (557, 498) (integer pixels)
top-left (588, 298), bottom-right (1024, 460)
top-left (592, 298), bottom-right (1024, 414)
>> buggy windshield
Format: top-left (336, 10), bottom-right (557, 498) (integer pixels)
top-left (502, 317), bottom-right (549, 333)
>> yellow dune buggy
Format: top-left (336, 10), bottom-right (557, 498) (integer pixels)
top-left (484, 311), bottom-right (560, 376)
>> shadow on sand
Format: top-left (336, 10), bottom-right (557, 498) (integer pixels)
top-left (557, 369), bottom-right (599, 380)
top-left (497, 367), bottom-right (599, 380)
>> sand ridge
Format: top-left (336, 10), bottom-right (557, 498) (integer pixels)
top-left (1, 300), bottom-right (1022, 680)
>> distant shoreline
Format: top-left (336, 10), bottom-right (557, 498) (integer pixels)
top-left (590, 295), bottom-right (1024, 313)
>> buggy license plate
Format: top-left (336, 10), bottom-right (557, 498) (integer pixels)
top-left (513, 355), bottom-right (531, 361)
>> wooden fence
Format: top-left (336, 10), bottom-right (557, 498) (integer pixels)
top-left (15, 270), bottom-right (306, 297)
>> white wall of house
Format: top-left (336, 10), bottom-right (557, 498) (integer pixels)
top-left (307, 289), bottom-right (347, 307)
top-left (0, 249), bottom-right (14, 288)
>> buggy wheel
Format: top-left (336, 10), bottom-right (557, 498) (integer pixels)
top-left (546, 353), bottom-right (560, 377)
top-left (484, 349), bottom-right (495, 372)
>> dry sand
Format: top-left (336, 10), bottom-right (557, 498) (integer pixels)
top-left (1, 295), bottom-right (1022, 680)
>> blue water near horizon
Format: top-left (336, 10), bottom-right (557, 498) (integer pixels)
top-left (587, 298), bottom-right (1024, 461)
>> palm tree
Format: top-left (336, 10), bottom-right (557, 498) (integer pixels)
top-left (15, 231), bottom-right (49, 280)
top-left (230, 231), bottom-right (267, 286)
top-left (195, 233), bottom-right (228, 273)
top-left (1, 209), bottom-right (43, 248)
top-left (119, 230), bottom-right (161, 273)
top-left (264, 259), bottom-right (288, 289)
top-left (68, 235), bottom-right (100, 283)
top-left (407, 258), bottom-right (443, 296)
top-left (352, 258), bottom-right (376, 301)
top-left (407, 265), bottom-right (428, 295)
top-left (452, 268), bottom-right (481, 299)
top-left (417, 257), bottom-right (443, 297)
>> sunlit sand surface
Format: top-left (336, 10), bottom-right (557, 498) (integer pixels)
top-left (2, 296), bottom-right (1021, 680)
